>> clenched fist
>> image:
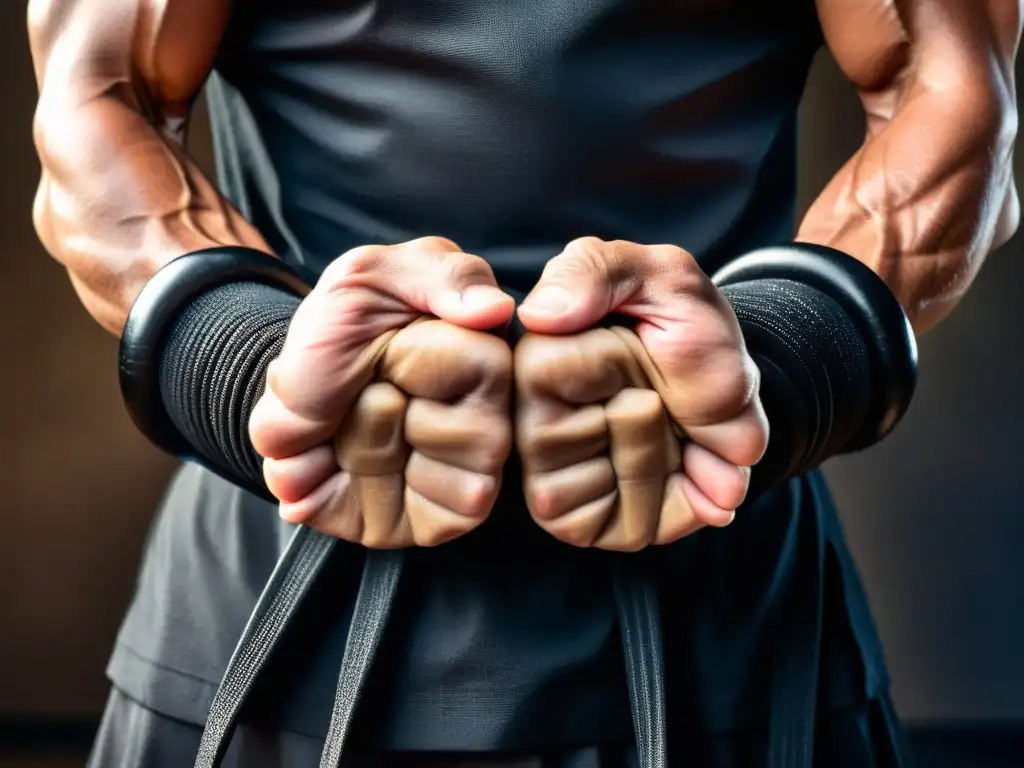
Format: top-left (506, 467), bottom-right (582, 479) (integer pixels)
top-left (515, 238), bottom-right (769, 552)
top-left (248, 237), bottom-right (515, 548)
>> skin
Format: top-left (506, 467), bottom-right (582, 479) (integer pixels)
top-left (28, 0), bottom-right (1020, 550)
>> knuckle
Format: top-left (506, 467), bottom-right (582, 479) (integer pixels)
top-left (407, 235), bottom-right (462, 254)
top-left (699, 357), bottom-right (755, 423)
top-left (361, 528), bottom-right (395, 550)
top-left (525, 478), bottom-right (559, 521)
top-left (414, 530), bottom-right (443, 547)
top-left (438, 249), bottom-right (495, 285)
top-left (513, 335), bottom-right (566, 388)
top-left (704, 466), bottom-right (751, 510)
top-left (647, 244), bottom-right (706, 294)
top-left (464, 473), bottom-right (500, 517)
top-left (544, 522), bottom-right (595, 549)
top-left (734, 415), bottom-right (770, 468)
top-left (476, 331), bottom-right (514, 374)
top-left (563, 236), bottom-right (608, 261)
top-left (649, 243), bottom-right (698, 271)
top-left (328, 244), bottom-right (389, 282)
top-left (478, 423), bottom-right (513, 473)
top-left (559, 237), bottom-right (616, 278)
top-left (415, 526), bottom-right (463, 548)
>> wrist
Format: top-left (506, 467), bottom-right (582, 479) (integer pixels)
top-left (713, 243), bottom-right (918, 491)
top-left (119, 247), bottom-right (309, 497)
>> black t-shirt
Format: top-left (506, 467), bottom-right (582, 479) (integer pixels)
top-left (105, 0), bottom-right (891, 751)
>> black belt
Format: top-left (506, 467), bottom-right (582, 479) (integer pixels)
top-left (192, 530), bottom-right (669, 768)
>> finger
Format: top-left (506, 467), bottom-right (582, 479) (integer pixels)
top-left (323, 237), bottom-right (515, 330)
top-left (250, 379), bottom-right (341, 460)
top-left (524, 457), bottom-right (617, 522)
top-left (263, 445), bottom-right (337, 504)
top-left (514, 329), bottom-right (646, 403)
top-left (278, 469), bottom-right (349, 528)
top-left (385, 321), bottom-right (513, 474)
top-left (405, 487), bottom-right (488, 547)
top-left (680, 473), bottom-right (735, 528)
top-left (681, 441), bottom-right (751, 512)
top-left (682, 398), bottom-right (769, 469)
top-left (604, 388), bottom-right (678, 480)
top-left (653, 473), bottom-right (706, 545)
top-left (348, 473), bottom-right (408, 548)
top-left (518, 238), bottom-right (658, 334)
top-left (329, 381), bottom-right (411, 547)
top-left (251, 319), bottom-right (396, 458)
top-left (383, 319), bottom-right (513, 403)
top-left (598, 388), bottom-right (673, 551)
top-left (333, 382), bottom-right (410, 475)
top-left (405, 398), bottom-right (511, 474)
top-left (534, 492), bottom-right (619, 549)
top-left (608, 326), bottom-right (768, 468)
top-left (281, 468), bottom-right (412, 548)
top-left (515, 402), bottom-right (608, 474)
top-left (405, 451), bottom-right (500, 520)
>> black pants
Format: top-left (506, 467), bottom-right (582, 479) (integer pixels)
top-left (87, 685), bottom-right (911, 768)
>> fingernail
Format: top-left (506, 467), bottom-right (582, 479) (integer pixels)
top-left (521, 286), bottom-right (573, 316)
top-left (460, 284), bottom-right (508, 310)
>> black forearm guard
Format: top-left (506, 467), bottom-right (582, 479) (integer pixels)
top-left (119, 248), bottom-right (309, 501)
top-left (713, 243), bottom-right (918, 493)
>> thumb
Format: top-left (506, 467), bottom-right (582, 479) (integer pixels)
top-left (325, 238), bottom-right (515, 331)
top-left (518, 238), bottom-right (647, 334)
top-left (423, 255), bottom-right (516, 330)
top-left (392, 240), bottom-right (514, 330)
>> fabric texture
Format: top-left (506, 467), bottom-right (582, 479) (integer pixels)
top-left (721, 278), bottom-right (871, 487)
top-left (87, 687), bottom-right (910, 768)
top-left (159, 281), bottom-right (300, 491)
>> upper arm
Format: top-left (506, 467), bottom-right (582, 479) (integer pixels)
top-left (799, 0), bottom-right (1022, 331)
top-left (816, 0), bottom-right (1021, 134)
top-left (26, 0), bottom-right (256, 336)
top-left (28, 0), bottom-right (231, 150)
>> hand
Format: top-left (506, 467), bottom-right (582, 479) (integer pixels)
top-left (248, 237), bottom-right (516, 548)
top-left (514, 237), bottom-right (769, 552)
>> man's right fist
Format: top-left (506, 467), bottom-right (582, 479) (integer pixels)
top-left (248, 237), bottom-right (515, 548)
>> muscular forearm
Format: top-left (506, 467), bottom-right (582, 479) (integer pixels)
top-left (29, 0), bottom-right (266, 335)
top-left (802, 0), bottom-right (1021, 335)
top-left (797, 89), bottom-right (1017, 334)
top-left (32, 95), bottom-right (269, 334)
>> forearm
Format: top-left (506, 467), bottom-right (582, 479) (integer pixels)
top-left (797, 90), bottom-right (1017, 334)
top-left (801, 0), bottom-right (1022, 335)
top-left (32, 95), bottom-right (269, 334)
top-left (29, 0), bottom-right (267, 335)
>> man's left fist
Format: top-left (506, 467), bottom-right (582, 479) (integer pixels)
top-left (514, 237), bottom-right (769, 551)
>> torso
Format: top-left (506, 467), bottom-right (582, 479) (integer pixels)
top-left (208, 0), bottom-right (822, 284)
top-left (108, 0), bottom-right (891, 752)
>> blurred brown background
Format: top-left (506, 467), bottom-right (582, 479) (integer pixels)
top-left (1, 0), bottom-right (1022, 763)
